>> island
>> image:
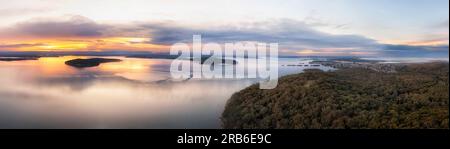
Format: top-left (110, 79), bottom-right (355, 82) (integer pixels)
top-left (222, 62), bottom-right (449, 129)
top-left (0, 57), bottom-right (39, 61)
top-left (65, 58), bottom-right (122, 68)
top-left (197, 57), bottom-right (238, 65)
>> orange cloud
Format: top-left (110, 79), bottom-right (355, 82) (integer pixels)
top-left (0, 15), bottom-right (169, 52)
top-left (403, 39), bottom-right (449, 46)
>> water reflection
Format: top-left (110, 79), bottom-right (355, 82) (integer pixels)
top-left (0, 56), bottom-right (332, 128)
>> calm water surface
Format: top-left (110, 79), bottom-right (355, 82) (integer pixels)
top-left (0, 56), bottom-right (332, 128)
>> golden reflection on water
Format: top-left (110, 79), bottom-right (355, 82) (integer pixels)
top-left (37, 56), bottom-right (86, 75)
top-left (0, 56), bottom-right (170, 81)
top-left (0, 56), bottom-right (330, 128)
top-left (0, 56), bottom-right (252, 128)
top-left (97, 57), bottom-right (168, 82)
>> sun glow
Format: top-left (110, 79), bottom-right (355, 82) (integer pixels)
top-left (37, 42), bottom-right (89, 50)
top-left (4, 37), bottom-right (168, 52)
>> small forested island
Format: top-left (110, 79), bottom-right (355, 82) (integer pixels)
top-left (65, 58), bottom-right (122, 68)
top-left (222, 62), bottom-right (449, 129)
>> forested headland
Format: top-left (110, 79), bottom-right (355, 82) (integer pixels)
top-left (222, 62), bottom-right (449, 129)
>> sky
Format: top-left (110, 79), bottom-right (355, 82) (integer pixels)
top-left (0, 0), bottom-right (448, 57)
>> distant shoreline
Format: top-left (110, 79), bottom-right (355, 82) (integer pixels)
top-left (0, 57), bottom-right (39, 61)
top-left (0, 51), bottom-right (448, 64)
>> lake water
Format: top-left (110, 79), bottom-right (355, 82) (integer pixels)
top-left (0, 56), bottom-right (333, 128)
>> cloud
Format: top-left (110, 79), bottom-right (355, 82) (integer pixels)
top-left (381, 45), bottom-right (449, 58)
top-left (0, 43), bottom-right (46, 49)
top-left (141, 19), bottom-right (381, 56)
top-left (2, 15), bottom-right (109, 38)
top-left (142, 19), bottom-right (449, 57)
top-left (0, 15), bottom-right (151, 41)
top-left (0, 15), bottom-right (447, 57)
top-left (144, 19), bottom-right (378, 49)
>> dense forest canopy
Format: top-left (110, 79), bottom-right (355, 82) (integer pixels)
top-left (222, 62), bottom-right (449, 129)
